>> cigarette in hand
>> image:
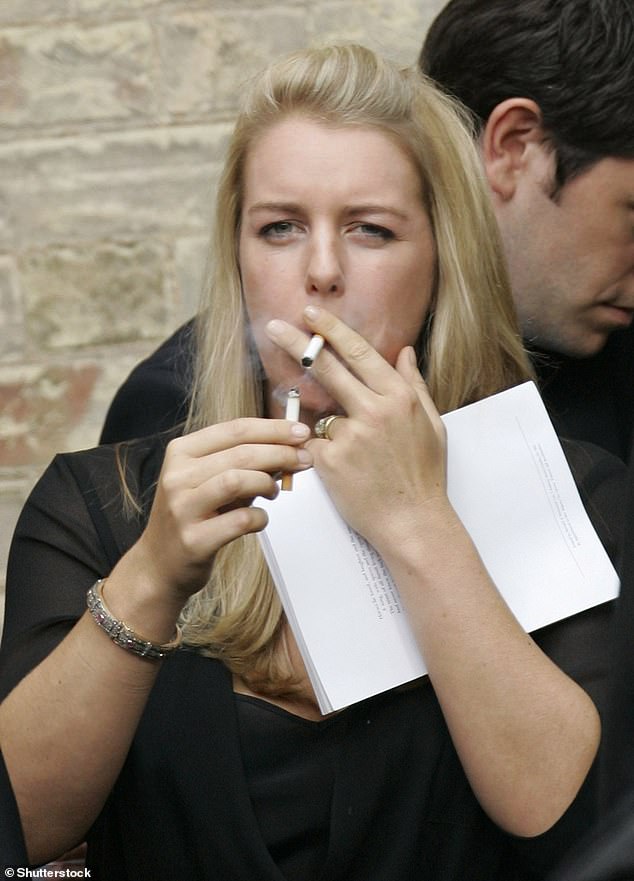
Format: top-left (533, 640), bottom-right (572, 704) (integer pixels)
top-left (281, 387), bottom-right (300, 491)
top-left (301, 334), bottom-right (324, 368)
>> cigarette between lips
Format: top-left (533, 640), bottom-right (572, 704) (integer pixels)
top-left (301, 334), bottom-right (325, 368)
top-left (281, 387), bottom-right (300, 491)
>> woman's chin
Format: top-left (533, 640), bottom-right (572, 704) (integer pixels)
top-left (267, 373), bottom-right (341, 423)
top-left (296, 379), bottom-right (341, 421)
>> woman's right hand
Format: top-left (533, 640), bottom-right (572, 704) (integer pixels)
top-left (0, 418), bottom-right (312, 864)
top-left (132, 418), bottom-right (312, 603)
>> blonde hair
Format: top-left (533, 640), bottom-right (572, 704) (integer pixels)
top-left (179, 44), bottom-right (533, 692)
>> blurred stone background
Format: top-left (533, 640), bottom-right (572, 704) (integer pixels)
top-left (0, 0), bottom-right (446, 630)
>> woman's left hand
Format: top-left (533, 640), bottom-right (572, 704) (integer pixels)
top-left (265, 305), bottom-right (449, 552)
top-left (266, 306), bottom-right (602, 839)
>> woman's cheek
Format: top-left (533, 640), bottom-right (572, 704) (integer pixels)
top-left (364, 320), bottom-right (421, 364)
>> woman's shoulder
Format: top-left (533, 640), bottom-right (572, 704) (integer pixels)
top-left (52, 429), bottom-right (177, 503)
top-left (1, 430), bottom-right (181, 668)
top-left (17, 430), bottom-right (179, 570)
top-left (64, 428), bottom-right (176, 475)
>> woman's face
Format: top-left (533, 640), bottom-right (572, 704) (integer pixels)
top-left (238, 116), bottom-right (436, 418)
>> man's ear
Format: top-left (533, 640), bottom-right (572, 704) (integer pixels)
top-left (481, 98), bottom-right (545, 200)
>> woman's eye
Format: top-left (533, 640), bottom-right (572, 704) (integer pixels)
top-left (259, 221), bottom-right (297, 239)
top-left (354, 224), bottom-right (395, 240)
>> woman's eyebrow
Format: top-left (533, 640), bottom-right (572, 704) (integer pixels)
top-left (345, 204), bottom-right (410, 221)
top-left (246, 201), bottom-right (411, 220)
top-left (247, 201), bottom-right (303, 215)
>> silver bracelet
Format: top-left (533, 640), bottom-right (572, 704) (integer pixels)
top-left (86, 578), bottom-right (182, 661)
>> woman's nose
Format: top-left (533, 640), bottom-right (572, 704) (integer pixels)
top-left (305, 234), bottom-right (344, 296)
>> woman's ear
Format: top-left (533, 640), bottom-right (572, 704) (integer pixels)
top-left (481, 98), bottom-right (545, 200)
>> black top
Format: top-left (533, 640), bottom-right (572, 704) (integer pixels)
top-left (0, 748), bottom-right (27, 869)
top-left (0, 433), bottom-right (626, 880)
top-left (99, 320), bottom-right (634, 462)
top-left (234, 693), bottom-right (344, 879)
top-left (546, 436), bottom-right (634, 881)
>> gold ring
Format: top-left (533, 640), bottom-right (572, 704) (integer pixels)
top-left (314, 414), bottom-right (342, 440)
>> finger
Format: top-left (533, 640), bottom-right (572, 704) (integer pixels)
top-left (172, 469), bottom-right (275, 527)
top-left (172, 417), bottom-right (311, 459)
top-left (169, 454), bottom-right (312, 522)
top-left (265, 318), bottom-right (364, 410)
top-left (395, 346), bottom-right (429, 399)
top-left (265, 318), bottom-right (388, 416)
top-left (303, 306), bottom-right (403, 396)
top-left (167, 443), bottom-right (313, 492)
top-left (313, 414), bottom-right (347, 442)
top-left (395, 346), bottom-right (446, 436)
top-left (185, 505), bottom-right (270, 557)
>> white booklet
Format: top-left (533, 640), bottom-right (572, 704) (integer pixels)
top-left (257, 381), bottom-right (619, 714)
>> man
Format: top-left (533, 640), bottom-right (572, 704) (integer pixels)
top-left (419, 0), bottom-right (634, 460)
top-left (100, 0), bottom-right (634, 459)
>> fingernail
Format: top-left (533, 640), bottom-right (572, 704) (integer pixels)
top-left (408, 346), bottom-right (417, 366)
top-left (291, 423), bottom-right (310, 438)
top-left (297, 448), bottom-right (312, 464)
top-left (266, 319), bottom-right (285, 336)
top-left (304, 305), bottom-right (321, 321)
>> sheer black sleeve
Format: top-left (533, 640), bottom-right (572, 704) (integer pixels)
top-left (0, 439), bottom-right (163, 701)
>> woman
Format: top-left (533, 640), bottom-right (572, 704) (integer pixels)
top-left (0, 45), bottom-right (623, 879)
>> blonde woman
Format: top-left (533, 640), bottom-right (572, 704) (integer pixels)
top-left (0, 45), bottom-right (623, 880)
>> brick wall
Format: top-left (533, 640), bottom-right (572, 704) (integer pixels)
top-left (0, 0), bottom-right (445, 630)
